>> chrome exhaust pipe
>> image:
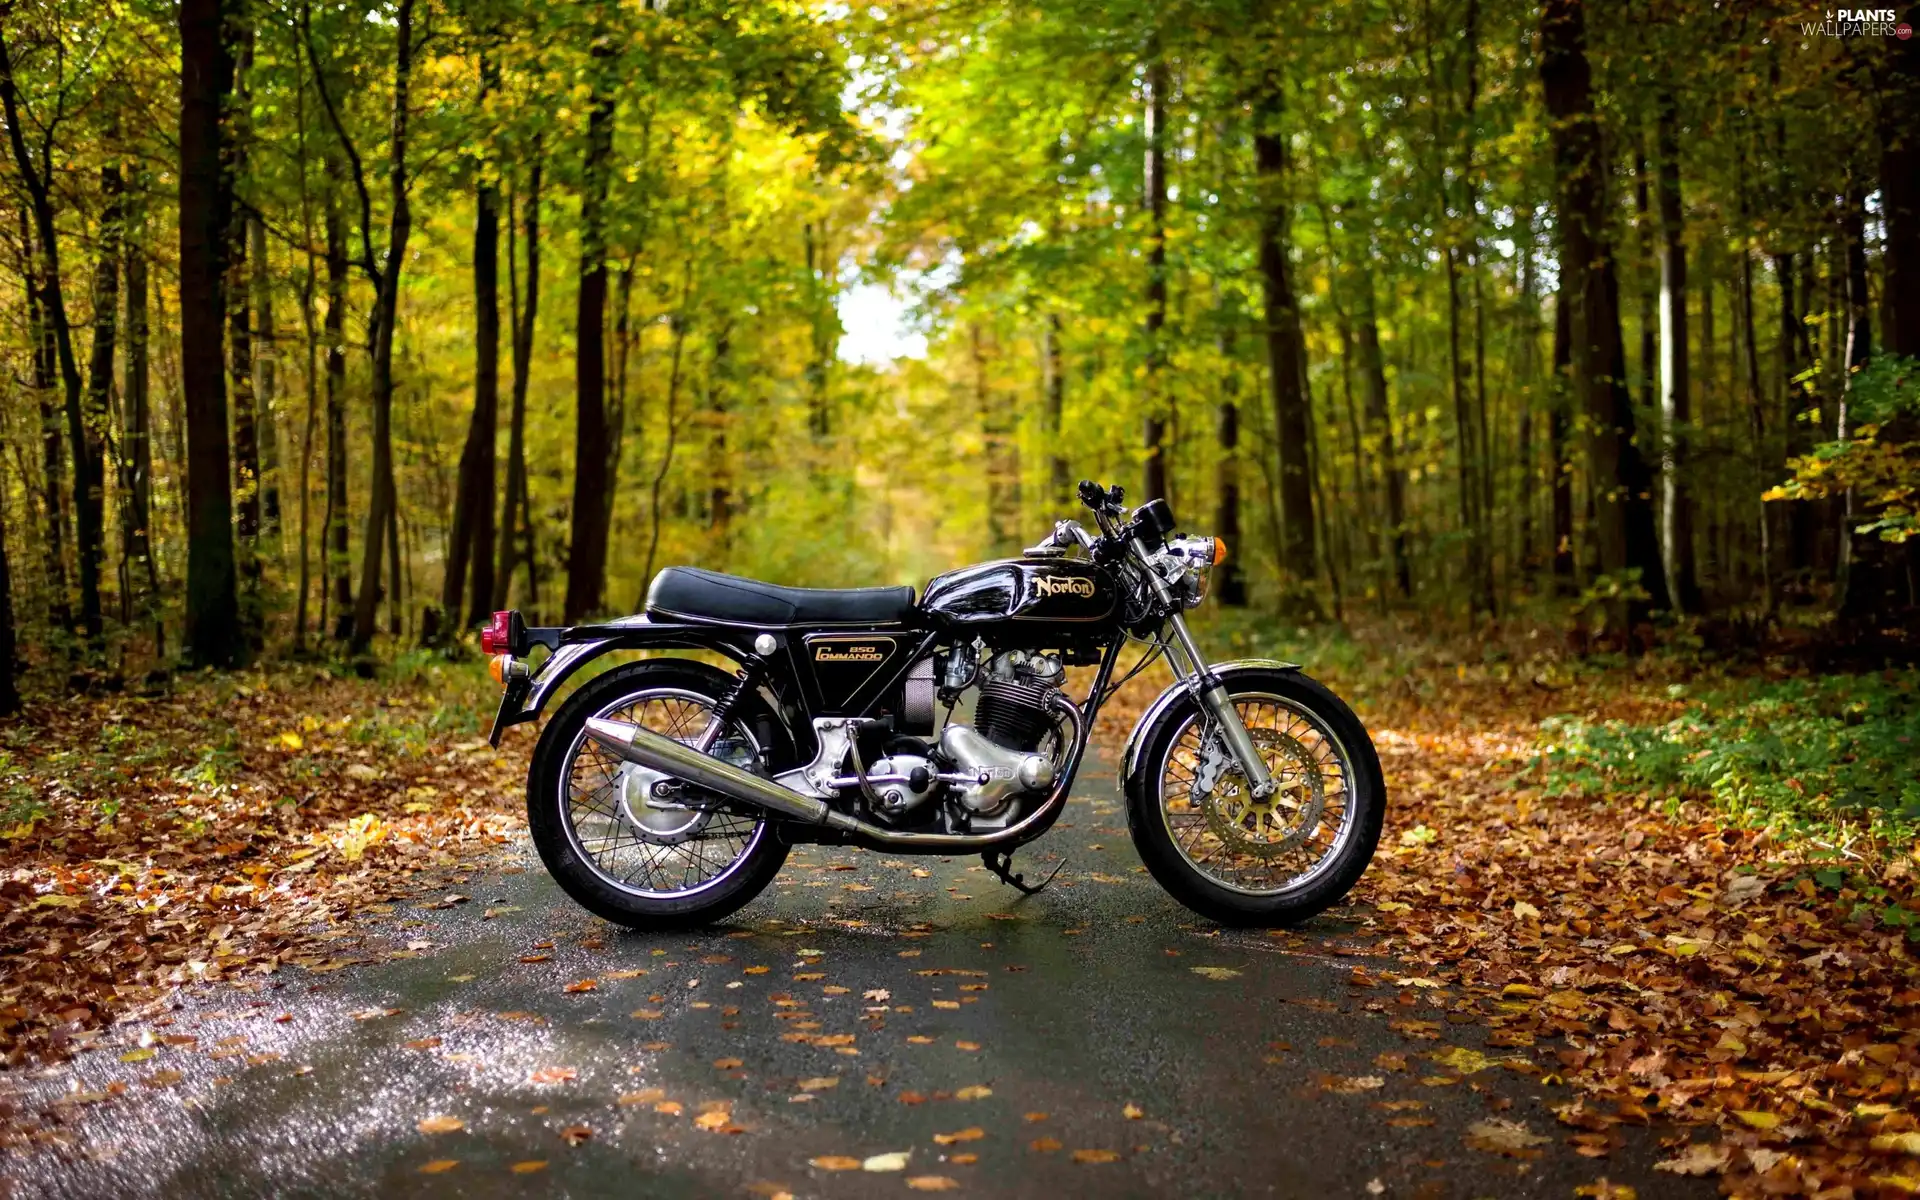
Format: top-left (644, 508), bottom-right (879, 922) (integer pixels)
top-left (581, 694), bottom-right (1085, 849)
top-left (582, 718), bottom-right (861, 832)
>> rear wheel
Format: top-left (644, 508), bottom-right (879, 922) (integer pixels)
top-left (1124, 669), bottom-right (1384, 926)
top-left (527, 660), bottom-right (792, 930)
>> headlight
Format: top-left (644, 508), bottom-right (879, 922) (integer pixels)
top-left (1159, 537), bottom-right (1219, 609)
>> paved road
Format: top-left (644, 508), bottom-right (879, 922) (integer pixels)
top-left (8, 754), bottom-right (1708, 1199)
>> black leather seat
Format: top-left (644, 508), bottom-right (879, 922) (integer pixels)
top-left (645, 566), bottom-right (916, 627)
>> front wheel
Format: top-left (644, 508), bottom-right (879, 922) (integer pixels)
top-left (1124, 669), bottom-right (1384, 926)
top-left (527, 660), bottom-right (793, 931)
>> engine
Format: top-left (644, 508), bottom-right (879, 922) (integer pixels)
top-left (782, 646), bottom-right (1069, 832)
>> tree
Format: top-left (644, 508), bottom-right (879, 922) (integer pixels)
top-left (177, 0), bottom-right (245, 667)
top-left (445, 52), bottom-right (501, 634)
top-left (1141, 52), bottom-right (1170, 505)
top-left (1654, 86), bottom-right (1699, 613)
top-left (1540, 0), bottom-right (1668, 622)
top-left (1253, 79), bottom-right (1316, 603)
top-left (564, 40), bottom-right (615, 624)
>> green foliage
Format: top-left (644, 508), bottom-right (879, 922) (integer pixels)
top-left (1770, 357), bottom-right (1920, 545)
top-left (1535, 672), bottom-right (1920, 846)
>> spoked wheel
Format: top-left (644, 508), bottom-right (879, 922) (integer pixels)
top-left (1125, 669), bottom-right (1384, 926)
top-left (527, 661), bottom-right (792, 930)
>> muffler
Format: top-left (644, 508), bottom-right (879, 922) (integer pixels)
top-left (582, 718), bottom-right (862, 832)
top-left (581, 695), bottom-right (1084, 849)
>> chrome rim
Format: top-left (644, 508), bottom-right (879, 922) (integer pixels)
top-left (559, 687), bottom-right (767, 899)
top-left (1156, 693), bottom-right (1355, 897)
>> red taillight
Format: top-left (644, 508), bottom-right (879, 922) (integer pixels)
top-left (480, 610), bottom-right (513, 656)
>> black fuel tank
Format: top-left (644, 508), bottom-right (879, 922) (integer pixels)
top-left (919, 558), bottom-right (1118, 630)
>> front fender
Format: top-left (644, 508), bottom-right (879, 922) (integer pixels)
top-left (1118, 658), bottom-right (1301, 781)
top-left (488, 615), bottom-right (759, 745)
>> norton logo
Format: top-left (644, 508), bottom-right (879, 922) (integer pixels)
top-left (1034, 575), bottom-right (1096, 598)
top-left (815, 644), bottom-right (886, 663)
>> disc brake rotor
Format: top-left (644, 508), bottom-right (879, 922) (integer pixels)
top-left (1198, 727), bottom-right (1326, 859)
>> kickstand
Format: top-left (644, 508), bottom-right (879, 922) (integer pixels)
top-left (982, 849), bottom-right (1066, 896)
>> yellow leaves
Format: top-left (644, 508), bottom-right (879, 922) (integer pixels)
top-left (933, 1127), bottom-right (984, 1144)
top-left (529, 1066), bottom-right (577, 1084)
top-left (796, 1076), bottom-right (839, 1091)
top-left (1654, 1142), bottom-right (1732, 1176)
top-left (905, 1178), bottom-right (960, 1192)
top-left (275, 730), bottom-right (304, 750)
top-left (1122, 1103), bottom-right (1144, 1120)
top-left (418, 1160), bottom-right (458, 1174)
top-left (1320, 1074), bottom-right (1386, 1094)
top-left (712, 1057), bottom-right (744, 1070)
top-left (1030, 1137), bottom-right (1063, 1153)
top-left (36, 893), bottom-right (86, 908)
top-left (119, 1047), bottom-right (157, 1063)
top-left (1732, 1110), bottom-right (1780, 1131)
top-left (327, 813), bottom-right (390, 862)
top-left (809, 1156), bottom-right (862, 1171)
top-left (862, 1151), bottom-right (912, 1171)
top-left (417, 1115), bottom-right (465, 1134)
top-left (1188, 966), bottom-right (1241, 981)
top-left (1511, 900), bottom-right (1541, 921)
top-left (1429, 1046), bottom-right (1503, 1075)
top-left (1873, 1132), bottom-right (1920, 1155)
top-left (510, 1161), bottom-right (547, 1175)
top-left (619, 1088), bottom-right (666, 1106)
top-left (1071, 1148), bottom-right (1122, 1163)
top-left (953, 1085), bottom-right (992, 1101)
top-left (1464, 1119), bottom-right (1549, 1157)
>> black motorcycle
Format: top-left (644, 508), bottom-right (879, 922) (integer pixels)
top-left (483, 481), bottom-right (1384, 929)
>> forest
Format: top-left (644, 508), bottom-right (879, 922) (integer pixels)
top-left (0, 0), bottom-right (1913, 695)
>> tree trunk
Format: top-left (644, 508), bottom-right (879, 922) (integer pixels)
top-left (1883, 18), bottom-right (1920, 356)
top-left (229, 39), bottom-right (263, 643)
top-left (323, 147), bottom-right (352, 636)
top-left (250, 214), bottom-right (281, 537)
top-left (1044, 312), bottom-right (1069, 508)
top-left (1540, 0), bottom-right (1669, 626)
top-left (1214, 312), bottom-right (1247, 607)
top-left (1550, 293), bottom-right (1576, 592)
top-left (2, 29), bottom-right (102, 652)
top-left (496, 153), bottom-right (541, 612)
top-left (447, 58), bottom-right (501, 633)
top-left (1655, 88), bottom-right (1699, 612)
top-left (348, 0), bottom-right (416, 653)
top-left (1142, 55), bottom-right (1170, 504)
top-left (0, 490), bottom-right (16, 714)
top-left (1355, 264), bottom-right (1410, 598)
top-left (175, 0), bottom-right (244, 666)
top-left (1252, 86), bottom-right (1317, 603)
top-left (564, 55), bottom-right (614, 625)
top-left (122, 179), bottom-right (160, 652)
top-left (18, 215), bottom-right (71, 635)
top-left (80, 162), bottom-right (123, 651)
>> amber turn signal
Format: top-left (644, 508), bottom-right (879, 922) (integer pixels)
top-left (1212, 537), bottom-right (1229, 566)
top-left (488, 654), bottom-right (510, 684)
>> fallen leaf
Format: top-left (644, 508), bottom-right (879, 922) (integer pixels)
top-left (1465, 1119), bottom-right (1549, 1157)
top-left (933, 1127), bottom-right (985, 1145)
top-left (530, 1067), bottom-right (577, 1084)
top-left (712, 1057), bottom-right (744, 1070)
top-left (1122, 1103), bottom-right (1144, 1120)
top-left (419, 1160), bottom-right (459, 1174)
top-left (906, 1177), bottom-right (960, 1192)
top-left (510, 1161), bottom-right (547, 1174)
top-left (1030, 1137), bottom-right (1063, 1153)
top-left (954, 1085), bottom-right (992, 1101)
top-left (417, 1115), bottom-right (465, 1134)
top-left (863, 1151), bottom-right (912, 1172)
top-left (560, 1125), bottom-right (592, 1145)
top-left (1189, 967), bottom-right (1242, 981)
top-left (1071, 1149), bottom-right (1121, 1163)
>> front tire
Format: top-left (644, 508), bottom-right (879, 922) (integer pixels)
top-left (527, 660), bottom-right (793, 931)
top-left (1124, 669), bottom-right (1384, 927)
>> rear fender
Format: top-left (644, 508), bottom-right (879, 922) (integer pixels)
top-left (488, 616), bottom-right (763, 746)
top-left (1118, 658), bottom-right (1301, 781)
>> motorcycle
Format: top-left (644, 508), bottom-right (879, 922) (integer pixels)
top-left (482, 480), bottom-right (1384, 930)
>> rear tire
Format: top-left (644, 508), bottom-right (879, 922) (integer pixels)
top-left (527, 660), bottom-right (793, 931)
top-left (1124, 669), bottom-right (1384, 927)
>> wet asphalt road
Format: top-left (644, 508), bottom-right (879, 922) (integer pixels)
top-left (8, 754), bottom-right (1712, 1199)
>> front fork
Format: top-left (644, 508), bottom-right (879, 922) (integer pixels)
top-left (1163, 611), bottom-right (1277, 799)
